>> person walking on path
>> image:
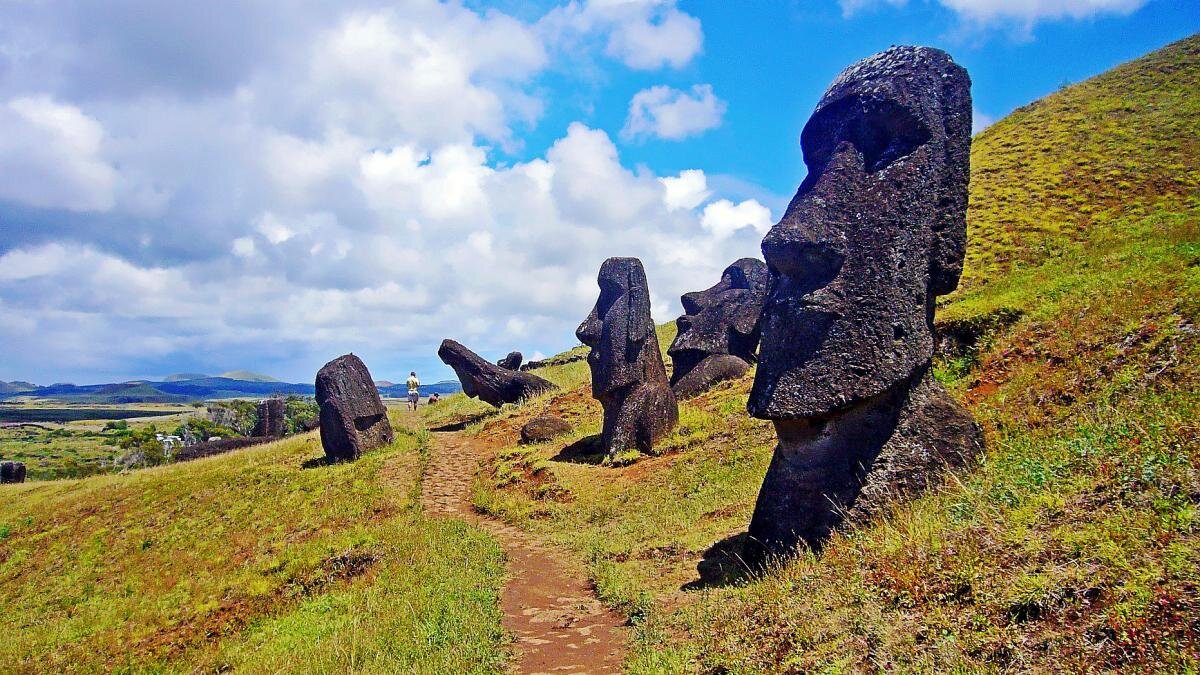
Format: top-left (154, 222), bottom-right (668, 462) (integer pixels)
top-left (406, 371), bottom-right (421, 410)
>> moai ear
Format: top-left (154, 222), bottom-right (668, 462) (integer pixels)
top-left (929, 60), bottom-right (972, 297)
top-left (625, 262), bottom-right (654, 351)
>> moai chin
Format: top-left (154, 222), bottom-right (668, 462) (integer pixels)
top-left (577, 257), bottom-right (678, 459)
top-left (746, 46), bottom-right (984, 561)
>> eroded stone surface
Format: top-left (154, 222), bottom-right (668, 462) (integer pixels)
top-left (577, 257), bottom-right (677, 458)
top-left (497, 351), bottom-right (523, 370)
top-left (520, 416), bottom-right (573, 444)
top-left (438, 340), bottom-right (556, 407)
top-left (668, 257), bottom-right (770, 399)
top-left (315, 354), bottom-right (394, 462)
top-left (746, 46), bottom-right (983, 561)
top-left (252, 398), bottom-right (285, 438)
top-left (0, 461), bottom-right (26, 484)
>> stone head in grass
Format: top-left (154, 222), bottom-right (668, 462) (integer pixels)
top-left (315, 354), bottom-right (394, 462)
top-left (668, 257), bottom-right (770, 399)
top-left (746, 46), bottom-right (984, 561)
top-left (438, 339), bottom-right (556, 407)
top-left (577, 257), bottom-right (678, 460)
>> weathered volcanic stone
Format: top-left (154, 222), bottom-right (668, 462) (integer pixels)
top-left (497, 351), bottom-right (523, 370)
top-left (746, 46), bottom-right (983, 561)
top-left (577, 257), bottom-right (678, 458)
top-left (252, 398), bottom-right (286, 438)
top-left (520, 416), bottom-right (573, 444)
top-left (668, 258), bottom-right (770, 399)
top-left (1, 461), bottom-right (26, 484)
top-left (315, 354), bottom-right (394, 462)
top-left (438, 340), bottom-right (556, 407)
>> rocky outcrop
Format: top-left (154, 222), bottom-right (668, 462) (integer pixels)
top-left (497, 351), bottom-right (523, 370)
top-left (577, 257), bottom-right (678, 459)
top-left (252, 398), bottom-right (286, 438)
top-left (315, 354), bottom-right (394, 462)
top-left (668, 258), bottom-right (770, 399)
top-left (520, 416), bottom-right (573, 444)
top-left (1, 461), bottom-right (26, 483)
top-left (746, 46), bottom-right (983, 561)
top-left (438, 340), bottom-right (557, 407)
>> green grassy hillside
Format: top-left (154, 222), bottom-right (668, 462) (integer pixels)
top-left (0, 414), bottom-right (508, 672)
top-left (439, 34), bottom-right (1200, 672)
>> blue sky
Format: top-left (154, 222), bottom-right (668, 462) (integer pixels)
top-left (0, 0), bottom-right (1195, 386)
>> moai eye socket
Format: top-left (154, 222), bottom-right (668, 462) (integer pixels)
top-left (801, 95), bottom-right (932, 178)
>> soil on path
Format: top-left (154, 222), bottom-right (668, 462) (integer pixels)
top-left (416, 415), bottom-right (628, 674)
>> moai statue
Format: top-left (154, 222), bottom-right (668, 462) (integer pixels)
top-left (577, 257), bottom-right (678, 459)
top-left (667, 258), bottom-right (770, 399)
top-left (0, 461), bottom-right (26, 484)
top-left (496, 351), bottom-right (523, 370)
top-left (438, 340), bottom-right (557, 407)
top-left (252, 397), bottom-right (286, 438)
top-left (746, 47), bottom-right (984, 561)
top-left (315, 354), bottom-right (394, 462)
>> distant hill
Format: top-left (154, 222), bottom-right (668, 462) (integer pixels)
top-left (0, 380), bottom-right (38, 394)
top-left (375, 380), bottom-right (396, 388)
top-left (163, 373), bottom-right (209, 382)
top-left (0, 374), bottom-right (462, 403)
top-left (217, 370), bottom-right (279, 382)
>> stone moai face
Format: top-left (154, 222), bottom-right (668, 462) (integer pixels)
top-left (576, 257), bottom-right (658, 399)
top-left (668, 258), bottom-right (770, 396)
top-left (748, 46), bottom-right (972, 420)
top-left (577, 257), bottom-right (678, 456)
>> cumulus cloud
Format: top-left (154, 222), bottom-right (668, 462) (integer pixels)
top-left (622, 84), bottom-right (727, 141)
top-left (841, 0), bottom-right (1147, 28)
top-left (0, 96), bottom-right (117, 212)
top-left (540, 0), bottom-right (703, 70)
top-left (0, 0), bottom-right (786, 384)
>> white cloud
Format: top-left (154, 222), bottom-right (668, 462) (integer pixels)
top-left (540, 0), bottom-right (703, 70)
top-left (231, 237), bottom-right (257, 258)
top-left (701, 199), bottom-right (774, 239)
top-left (622, 84), bottom-right (726, 141)
top-left (973, 108), bottom-right (997, 135)
top-left (0, 96), bottom-right (117, 212)
top-left (841, 0), bottom-right (1147, 27)
top-left (659, 169), bottom-right (710, 211)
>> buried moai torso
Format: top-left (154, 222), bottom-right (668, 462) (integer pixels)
top-left (253, 397), bottom-right (285, 438)
top-left (315, 354), bottom-right (394, 462)
top-left (746, 46), bottom-right (984, 560)
top-left (667, 258), bottom-right (770, 399)
top-left (577, 257), bottom-right (678, 459)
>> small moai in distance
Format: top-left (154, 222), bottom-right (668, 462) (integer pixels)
top-left (252, 397), bottom-right (286, 438)
top-left (577, 257), bottom-right (678, 460)
top-left (438, 340), bottom-right (556, 407)
top-left (1, 461), bottom-right (26, 484)
top-left (496, 351), bottom-right (523, 370)
top-left (315, 354), bottom-right (394, 462)
top-left (667, 257), bottom-right (770, 399)
top-left (745, 46), bottom-right (984, 562)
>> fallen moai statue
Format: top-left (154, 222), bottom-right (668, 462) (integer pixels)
top-left (746, 46), bottom-right (984, 562)
top-left (497, 351), bottom-right (523, 370)
top-left (577, 257), bottom-right (678, 459)
top-left (668, 257), bottom-right (770, 399)
top-left (252, 397), bottom-right (286, 438)
top-left (315, 354), bottom-right (394, 462)
top-left (438, 339), bottom-right (556, 407)
top-left (1, 461), bottom-right (26, 483)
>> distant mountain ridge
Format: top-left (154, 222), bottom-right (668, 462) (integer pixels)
top-left (0, 374), bottom-right (462, 403)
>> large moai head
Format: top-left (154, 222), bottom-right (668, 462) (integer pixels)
top-left (749, 46), bottom-right (972, 420)
top-left (315, 354), bottom-right (394, 462)
top-left (438, 339), bottom-right (556, 407)
top-left (668, 257), bottom-right (770, 398)
top-left (576, 257), bottom-right (660, 399)
top-left (577, 257), bottom-right (677, 456)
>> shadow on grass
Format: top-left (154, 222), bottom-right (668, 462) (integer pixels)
top-left (429, 410), bottom-right (498, 433)
top-left (681, 532), bottom-right (759, 591)
top-left (300, 456), bottom-right (332, 469)
top-left (550, 434), bottom-right (606, 465)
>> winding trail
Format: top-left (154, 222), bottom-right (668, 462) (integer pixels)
top-left (418, 418), bottom-right (628, 674)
